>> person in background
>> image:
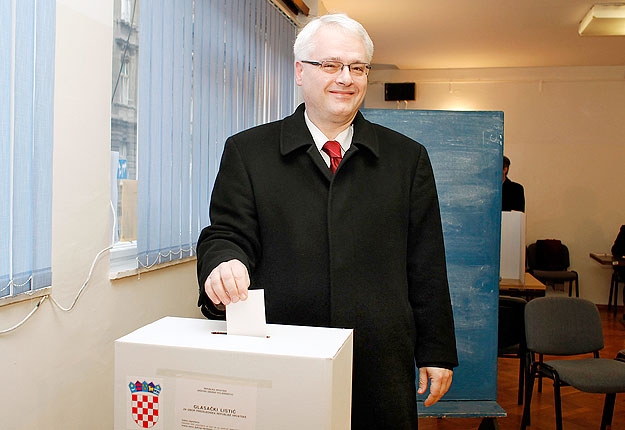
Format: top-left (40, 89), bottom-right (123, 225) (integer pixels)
top-left (196, 13), bottom-right (458, 429)
top-left (612, 225), bottom-right (625, 259)
top-left (502, 155), bottom-right (525, 212)
top-left (611, 225), bottom-right (625, 291)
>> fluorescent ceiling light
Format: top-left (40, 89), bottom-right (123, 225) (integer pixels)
top-left (579, 3), bottom-right (625, 36)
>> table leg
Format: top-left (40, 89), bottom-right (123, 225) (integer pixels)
top-left (620, 288), bottom-right (625, 327)
top-left (619, 285), bottom-right (625, 327)
top-left (615, 277), bottom-right (620, 317)
top-left (608, 272), bottom-right (614, 311)
top-left (478, 417), bottom-right (499, 430)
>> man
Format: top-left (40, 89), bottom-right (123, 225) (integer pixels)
top-left (197, 14), bottom-right (457, 429)
top-left (502, 155), bottom-right (525, 212)
top-left (612, 225), bottom-right (625, 284)
top-left (612, 225), bottom-right (625, 258)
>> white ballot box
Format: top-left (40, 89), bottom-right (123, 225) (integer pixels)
top-left (114, 317), bottom-right (353, 430)
top-left (500, 211), bottom-right (526, 282)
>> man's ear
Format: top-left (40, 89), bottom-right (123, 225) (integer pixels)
top-left (295, 61), bottom-right (303, 86)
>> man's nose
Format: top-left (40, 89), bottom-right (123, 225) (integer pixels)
top-left (335, 66), bottom-right (353, 85)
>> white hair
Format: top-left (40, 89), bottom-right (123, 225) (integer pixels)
top-left (293, 13), bottom-right (374, 63)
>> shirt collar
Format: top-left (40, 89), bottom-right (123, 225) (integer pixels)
top-left (280, 103), bottom-right (379, 160)
top-left (304, 110), bottom-right (353, 156)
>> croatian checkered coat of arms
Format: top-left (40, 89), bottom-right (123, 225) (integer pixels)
top-left (129, 380), bottom-right (161, 428)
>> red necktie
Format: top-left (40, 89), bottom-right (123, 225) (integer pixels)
top-left (322, 140), bottom-right (342, 174)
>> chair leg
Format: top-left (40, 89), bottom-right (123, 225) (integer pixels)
top-left (567, 275), bottom-right (580, 297)
top-left (525, 352), bottom-right (532, 396)
top-left (568, 280), bottom-right (572, 297)
top-left (600, 393), bottom-right (616, 430)
top-left (521, 360), bottom-right (536, 429)
top-left (554, 379), bottom-right (563, 430)
top-left (518, 353), bottom-right (525, 405)
top-left (538, 354), bottom-right (543, 392)
top-left (622, 282), bottom-right (625, 321)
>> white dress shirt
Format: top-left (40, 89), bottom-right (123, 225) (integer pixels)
top-left (304, 110), bottom-right (353, 168)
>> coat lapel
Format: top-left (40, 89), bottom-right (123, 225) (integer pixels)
top-left (280, 104), bottom-right (332, 180)
top-left (279, 104), bottom-right (380, 181)
top-left (351, 110), bottom-right (380, 158)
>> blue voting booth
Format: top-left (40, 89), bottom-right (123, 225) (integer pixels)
top-left (362, 109), bottom-right (505, 424)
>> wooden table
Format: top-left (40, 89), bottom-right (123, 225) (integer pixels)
top-left (589, 252), bottom-right (625, 267)
top-left (500, 273), bottom-right (546, 300)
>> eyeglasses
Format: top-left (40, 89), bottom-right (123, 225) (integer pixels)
top-left (301, 60), bottom-right (371, 77)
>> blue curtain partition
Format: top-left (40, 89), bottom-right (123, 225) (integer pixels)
top-left (362, 108), bottom-right (504, 416)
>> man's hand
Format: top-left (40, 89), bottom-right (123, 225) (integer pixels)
top-left (204, 259), bottom-right (250, 305)
top-left (418, 366), bottom-right (453, 407)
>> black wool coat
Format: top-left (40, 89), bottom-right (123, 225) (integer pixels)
top-left (197, 104), bottom-right (458, 430)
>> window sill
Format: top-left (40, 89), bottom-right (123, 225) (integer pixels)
top-left (0, 286), bottom-right (51, 308)
top-left (109, 240), bottom-right (138, 275)
top-left (110, 255), bottom-right (196, 280)
top-left (109, 239), bottom-right (196, 281)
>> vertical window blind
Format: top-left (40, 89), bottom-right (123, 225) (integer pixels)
top-left (0, 0), bottom-right (55, 298)
top-left (136, 0), bottom-right (297, 268)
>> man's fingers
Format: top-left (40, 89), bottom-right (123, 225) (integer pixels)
top-left (204, 260), bottom-right (250, 305)
top-left (230, 261), bottom-right (250, 300)
top-left (208, 269), bottom-right (231, 305)
top-left (441, 372), bottom-right (452, 393)
top-left (219, 263), bottom-right (241, 303)
top-left (420, 367), bottom-right (453, 407)
top-left (204, 275), bottom-right (221, 305)
top-left (417, 367), bottom-right (428, 394)
top-left (424, 377), bottom-right (443, 407)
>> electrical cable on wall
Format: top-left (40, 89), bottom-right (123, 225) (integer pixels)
top-left (0, 296), bottom-right (47, 334)
top-left (0, 202), bottom-right (117, 334)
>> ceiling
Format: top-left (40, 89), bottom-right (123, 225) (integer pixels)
top-left (321, 0), bottom-right (625, 70)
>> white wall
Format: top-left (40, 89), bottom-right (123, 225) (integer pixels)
top-left (365, 66), bottom-right (625, 305)
top-left (1, 2), bottom-right (202, 428)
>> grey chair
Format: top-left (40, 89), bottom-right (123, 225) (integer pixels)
top-left (526, 240), bottom-right (579, 297)
top-left (498, 295), bottom-right (527, 405)
top-left (521, 297), bottom-right (625, 430)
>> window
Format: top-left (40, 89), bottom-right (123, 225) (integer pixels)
top-left (1, 0), bottom-right (55, 299)
top-left (119, 60), bottom-right (130, 105)
top-left (110, 0), bottom-right (297, 275)
top-left (121, 0), bottom-right (133, 24)
top-left (111, 0), bottom-right (139, 256)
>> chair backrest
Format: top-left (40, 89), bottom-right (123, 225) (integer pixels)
top-left (524, 297), bottom-right (604, 355)
top-left (498, 296), bottom-right (527, 352)
top-left (527, 240), bottom-right (570, 271)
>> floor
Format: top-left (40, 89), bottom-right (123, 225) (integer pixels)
top-left (419, 303), bottom-right (625, 430)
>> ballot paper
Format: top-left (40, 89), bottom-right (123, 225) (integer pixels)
top-left (226, 289), bottom-right (267, 337)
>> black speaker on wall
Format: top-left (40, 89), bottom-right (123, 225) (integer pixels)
top-left (384, 82), bottom-right (416, 101)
